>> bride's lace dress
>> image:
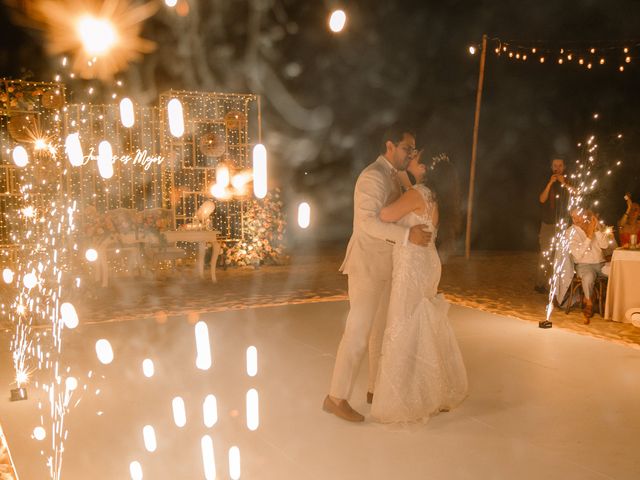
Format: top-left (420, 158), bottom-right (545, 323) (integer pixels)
top-left (371, 184), bottom-right (468, 423)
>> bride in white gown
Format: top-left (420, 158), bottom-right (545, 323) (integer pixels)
top-left (371, 152), bottom-right (468, 423)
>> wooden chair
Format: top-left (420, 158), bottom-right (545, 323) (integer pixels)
top-left (564, 274), bottom-right (608, 316)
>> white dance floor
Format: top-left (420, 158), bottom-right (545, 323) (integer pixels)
top-left (1, 302), bottom-right (639, 479)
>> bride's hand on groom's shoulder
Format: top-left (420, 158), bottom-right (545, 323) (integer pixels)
top-left (409, 224), bottom-right (432, 246)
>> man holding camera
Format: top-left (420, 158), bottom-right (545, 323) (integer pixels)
top-left (535, 157), bottom-right (571, 328)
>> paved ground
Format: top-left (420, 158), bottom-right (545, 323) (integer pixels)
top-left (1, 301), bottom-right (639, 479)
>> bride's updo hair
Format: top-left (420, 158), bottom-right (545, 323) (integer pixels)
top-left (418, 154), bottom-right (461, 253)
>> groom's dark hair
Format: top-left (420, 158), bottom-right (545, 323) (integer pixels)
top-left (380, 124), bottom-right (416, 153)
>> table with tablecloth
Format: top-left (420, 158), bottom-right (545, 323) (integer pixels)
top-left (604, 248), bottom-right (640, 323)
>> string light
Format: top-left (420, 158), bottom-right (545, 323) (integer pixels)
top-left (119, 98), bottom-right (135, 127)
top-left (167, 98), bottom-right (184, 137)
top-left (328, 9), bottom-right (347, 33)
top-left (253, 144), bottom-right (267, 199)
top-left (297, 202), bottom-right (311, 229)
top-left (490, 39), bottom-right (637, 73)
top-left (12, 146), bottom-right (29, 167)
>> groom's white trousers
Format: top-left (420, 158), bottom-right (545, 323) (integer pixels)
top-left (329, 274), bottom-right (391, 400)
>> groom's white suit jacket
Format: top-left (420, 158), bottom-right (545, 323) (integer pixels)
top-left (340, 156), bottom-right (409, 279)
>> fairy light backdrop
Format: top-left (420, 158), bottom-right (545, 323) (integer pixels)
top-left (159, 90), bottom-right (259, 239)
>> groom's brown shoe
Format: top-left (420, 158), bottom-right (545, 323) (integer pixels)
top-left (322, 395), bottom-right (364, 422)
top-left (366, 391), bottom-right (374, 404)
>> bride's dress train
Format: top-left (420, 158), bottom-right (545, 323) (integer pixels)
top-left (371, 185), bottom-right (468, 423)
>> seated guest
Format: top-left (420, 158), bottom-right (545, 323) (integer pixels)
top-left (568, 208), bottom-right (614, 323)
top-left (618, 193), bottom-right (640, 247)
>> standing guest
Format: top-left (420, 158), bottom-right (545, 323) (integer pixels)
top-left (535, 157), bottom-right (571, 302)
top-left (618, 193), bottom-right (640, 247)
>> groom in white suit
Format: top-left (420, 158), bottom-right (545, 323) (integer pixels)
top-left (323, 125), bottom-right (432, 422)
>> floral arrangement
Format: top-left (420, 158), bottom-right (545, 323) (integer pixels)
top-left (135, 208), bottom-right (172, 244)
top-left (1, 80), bottom-right (64, 112)
top-left (80, 206), bottom-right (172, 246)
top-left (222, 189), bottom-right (288, 267)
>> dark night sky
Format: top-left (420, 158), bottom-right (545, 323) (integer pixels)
top-left (1, 0), bottom-right (640, 251)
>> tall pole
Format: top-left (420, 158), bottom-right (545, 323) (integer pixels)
top-left (465, 34), bottom-right (488, 259)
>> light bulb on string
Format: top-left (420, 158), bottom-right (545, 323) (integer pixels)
top-left (540, 57), bottom-right (545, 63)
top-left (625, 56), bottom-right (631, 63)
top-left (297, 202), bottom-right (311, 229)
top-left (98, 140), bottom-right (114, 179)
top-left (468, 46), bottom-right (476, 55)
top-left (12, 146), bottom-right (29, 167)
top-left (119, 98), bottom-right (135, 128)
top-left (168, 98), bottom-right (185, 137)
top-left (252, 144), bottom-right (267, 199)
top-left (328, 9), bottom-right (347, 33)
top-left (65, 133), bottom-right (84, 167)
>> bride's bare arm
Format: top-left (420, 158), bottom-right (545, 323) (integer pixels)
top-left (380, 189), bottom-right (422, 223)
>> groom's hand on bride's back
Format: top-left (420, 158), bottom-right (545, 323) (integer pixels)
top-left (409, 224), bottom-right (432, 246)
